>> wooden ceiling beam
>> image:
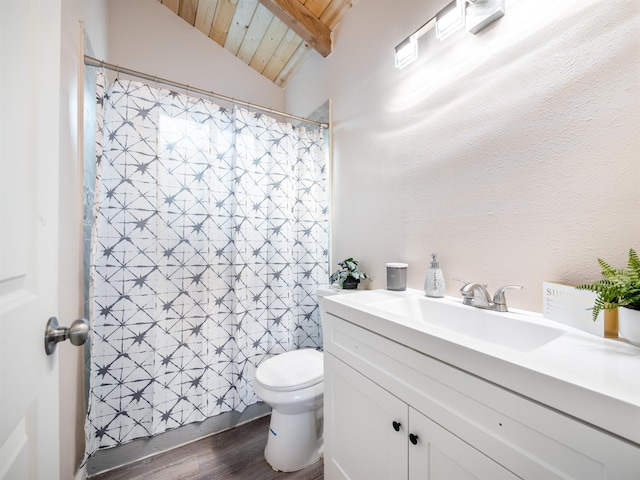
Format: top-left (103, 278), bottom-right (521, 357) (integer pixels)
top-left (258, 0), bottom-right (332, 57)
top-left (320, 0), bottom-right (352, 29)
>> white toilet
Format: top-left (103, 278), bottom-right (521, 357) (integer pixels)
top-left (252, 285), bottom-right (339, 472)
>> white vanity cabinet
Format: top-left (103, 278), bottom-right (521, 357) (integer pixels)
top-left (325, 353), bottom-right (517, 480)
top-left (323, 310), bottom-right (640, 480)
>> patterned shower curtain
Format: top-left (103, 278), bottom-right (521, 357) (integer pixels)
top-left (85, 74), bottom-right (328, 458)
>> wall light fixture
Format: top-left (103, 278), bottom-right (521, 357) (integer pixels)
top-left (435, 0), bottom-right (466, 41)
top-left (394, 0), bottom-right (505, 69)
top-left (394, 18), bottom-right (436, 69)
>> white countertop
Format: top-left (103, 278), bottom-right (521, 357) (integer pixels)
top-left (323, 288), bottom-right (640, 445)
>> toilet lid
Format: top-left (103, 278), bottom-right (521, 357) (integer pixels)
top-left (255, 349), bottom-right (323, 392)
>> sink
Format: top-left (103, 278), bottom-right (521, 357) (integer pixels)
top-left (370, 295), bottom-right (565, 352)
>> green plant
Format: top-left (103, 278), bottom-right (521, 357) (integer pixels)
top-left (576, 248), bottom-right (640, 321)
top-left (329, 257), bottom-right (370, 288)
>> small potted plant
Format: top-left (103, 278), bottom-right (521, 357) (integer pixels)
top-left (330, 257), bottom-right (370, 289)
top-left (577, 248), bottom-right (640, 345)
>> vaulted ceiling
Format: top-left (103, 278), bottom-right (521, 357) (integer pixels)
top-left (157, 0), bottom-right (355, 87)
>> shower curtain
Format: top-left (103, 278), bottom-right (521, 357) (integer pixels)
top-left (85, 73), bottom-right (328, 457)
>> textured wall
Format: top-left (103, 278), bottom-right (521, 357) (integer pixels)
top-left (286, 0), bottom-right (640, 312)
top-left (108, 0), bottom-right (285, 112)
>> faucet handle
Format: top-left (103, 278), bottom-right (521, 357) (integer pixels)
top-left (454, 279), bottom-right (473, 305)
top-left (493, 285), bottom-right (523, 306)
top-left (460, 282), bottom-right (492, 308)
top-left (453, 278), bottom-right (469, 292)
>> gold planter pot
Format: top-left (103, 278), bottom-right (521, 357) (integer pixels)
top-left (604, 305), bottom-right (618, 338)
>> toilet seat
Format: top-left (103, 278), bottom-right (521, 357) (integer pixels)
top-left (255, 349), bottom-right (323, 392)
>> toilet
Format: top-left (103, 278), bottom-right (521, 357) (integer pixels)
top-left (252, 285), bottom-right (340, 472)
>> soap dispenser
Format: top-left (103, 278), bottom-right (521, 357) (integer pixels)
top-left (424, 253), bottom-right (446, 298)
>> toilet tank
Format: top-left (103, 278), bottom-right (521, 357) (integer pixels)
top-left (317, 284), bottom-right (349, 324)
top-left (317, 284), bottom-right (339, 299)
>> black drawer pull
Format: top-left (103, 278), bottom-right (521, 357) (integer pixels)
top-left (409, 433), bottom-right (419, 445)
top-left (392, 421), bottom-right (401, 432)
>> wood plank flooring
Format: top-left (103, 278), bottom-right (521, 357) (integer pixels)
top-left (89, 415), bottom-right (323, 480)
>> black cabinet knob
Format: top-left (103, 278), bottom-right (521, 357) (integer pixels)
top-left (409, 433), bottom-right (419, 445)
top-left (392, 421), bottom-right (401, 432)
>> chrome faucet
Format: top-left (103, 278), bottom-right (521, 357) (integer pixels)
top-left (456, 279), bottom-right (523, 312)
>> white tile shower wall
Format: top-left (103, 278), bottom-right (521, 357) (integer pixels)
top-left (285, 0), bottom-right (640, 312)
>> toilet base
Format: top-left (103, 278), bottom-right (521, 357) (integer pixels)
top-left (264, 407), bottom-right (323, 472)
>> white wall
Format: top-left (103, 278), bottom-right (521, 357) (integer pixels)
top-left (107, 0), bottom-right (285, 111)
top-left (286, 0), bottom-right (640, 312)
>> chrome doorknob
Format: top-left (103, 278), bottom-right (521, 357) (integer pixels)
top-left (44, 317), bottom-right (89, 355)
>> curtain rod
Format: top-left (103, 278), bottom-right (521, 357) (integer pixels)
top-left (84, 55), bottom-right (328, 128)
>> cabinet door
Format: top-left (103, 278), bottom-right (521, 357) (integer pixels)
top-left (325, 353), bottom-right (408, 480)
top-left (409, 408), bottom-right (519, 480)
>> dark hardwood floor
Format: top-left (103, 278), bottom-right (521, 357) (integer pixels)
top-left (89, 415), bottom-right (323, 480)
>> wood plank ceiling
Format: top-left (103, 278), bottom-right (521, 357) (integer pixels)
top-left (157, 0), bottom-right (355, 87)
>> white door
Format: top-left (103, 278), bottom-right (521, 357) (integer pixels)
top-left (408, 408), bottom-right (519, 480)
top-left (324, 353), bottom-right (408, 480)
top-left (0, 1), bottom-right (62, 479)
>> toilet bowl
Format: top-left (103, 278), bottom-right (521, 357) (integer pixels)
top-left (252, 285), bottom-right (341, 472)
top-left (253, 348), bottom-right (324, 472)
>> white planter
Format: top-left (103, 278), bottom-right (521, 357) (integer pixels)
top-left (618, 307), bottom-right (640, 347)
